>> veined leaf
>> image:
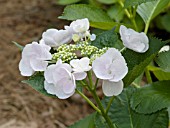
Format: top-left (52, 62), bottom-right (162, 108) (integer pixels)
top-left (69, 113), bottom-right (96, 128)
top-left (122, 37), bottom-right (168, 86)
top-left (137, 0), bottom-right (170, 25)
top-left (91, 29), bottom-right (123, 50)
top-left (155, 50), bottom-right (170, 72)
top-left (57, 0), bottom-right (81, 5)
top-left (59, 4), bottom-right (118, 30)
top-left (125, 0), bottom-right (156, 7)
top-left (131, 80), bottom-right (170, 114)
top-left (148, 65), bottom-right (170, 80)
top-left (22, 73), bottom-right (54, 97)
top-left (96, 87), bottom-right (169, 128)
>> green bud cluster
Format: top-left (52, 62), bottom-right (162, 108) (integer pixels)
top-left (81, 45), bottom-right (98, 56)
top-left (52, 51), bottom-right (77, 63)
top-left (90, 47), bottom-right (108, 64)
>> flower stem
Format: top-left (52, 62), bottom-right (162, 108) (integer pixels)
top-left (106, 96), bottom-right (115, 114)
top-left (145, 67), bottom-right (152, 83)
top-left (75, 89), bottom-right (101, 114)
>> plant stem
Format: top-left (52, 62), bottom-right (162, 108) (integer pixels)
top-left (145, 67), bottom-right (152, 83)
top-left (75, 89), bottom-right (101, 114)
top-left (94, 78), bottom-right (99, 90)
top-left (144, 22), bottom-right (150, 34)
top-left (87, 72), bottom-right (115, 128)
top-left (132, 82), bottom-right (140, 88)
top-left (106, 96), bottom-right (115, 114)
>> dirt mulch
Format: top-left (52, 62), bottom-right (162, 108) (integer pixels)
top-left (0, 0), bottom-right (93, 127)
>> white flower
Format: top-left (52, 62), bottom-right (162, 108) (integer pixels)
top-left (92, 48), bottom-right (128, 96)
top-left (119, 25), bottom-right (149, 53)
top-left (44, 60), bottom-right (76, 99)
top-left (159, 45), bottom-right (170, 53)
top-left (90, 34), bottom-right (96, 41)
top-left (70, 18), bottom-right (89, 33)
top-left (42, 29), bottom-right (72, 47)
top-left (19, 42), bottom-right (52, 76)
top-left (70, 57), bottom-right (91, 80)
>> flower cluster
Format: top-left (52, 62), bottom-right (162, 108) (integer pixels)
top-left (19, 19), bottom-right (149, 99)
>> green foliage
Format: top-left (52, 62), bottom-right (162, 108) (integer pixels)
top-left (125, 0), bottom-right (156, 7)
top-left (155, 51), bottom-right (170, 72)
top-left (107, 4), bottom-right (124, 22)
top-left (22, 73), bottom-right (53, 97)
top-left (96, 0), bottom-right (117, 4)
top-left (69, 113), bottom-right (96, 128)
top-left (161, 12), bottom-right (170, 32)
top-left (91, 29), bottom-right (123, 50)
top-left (131, 80), bottom-right (170, 114)
top-left (98, 87), bottom-right (169, 128)
top-left (13, 41), bottom-right (24, 51)
top-left (148, 66), bottom-right (170, 80)
top-left (122, 37), bottom-right (167, 86)
top-left (59, 4), bottom-right (118, 30)
top-left (57, 0), bottom-right (81, 5)
top-left (137, 0), bottom-right (170, 25)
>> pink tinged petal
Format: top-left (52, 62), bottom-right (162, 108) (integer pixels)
top-left (30, 58), bottom-right (48, 71)
top-left (102, 80), bottom-right (124, 96)
top-left (22, 43), bottom-right (37, 58)
top-left (19, 59), bottom-right (34, 76)
top-left (44, 64), bottom-right (57, 83)
top-left (61, 77), bottom-right (76, 94)
top-left (92, 58), bottom-right (113, 80)
top-left (44, 81), bottom-right (57, 95)
top-left (73, 72), bottom-right (87, 80)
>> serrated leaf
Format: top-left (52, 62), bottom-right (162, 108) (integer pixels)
top-left (96, 0), bottom-right (117, 4)
top-left (98, 87), bottom-right (169, 128)
top-left (57, 0), bottom-right (81, 5)
top-left (161, 12), bottom-right (170, 32)
top-left (131, 80), bottom-right (170, 114)
top-left (148, 65), bottom-right (170, 80)
top-left (125, 0), bottom-right (156, 7)
top-left (137, 0), bottom-right (170, 25)
top-left (69, 113), bottom-right (96, 128)
top-left (155, 50), bottom-right (170, 72)
top-left (123, 37), bottom-right (168, 86)
top-left (91, 29), bottom-right (123, 50)
top-left (59, 4), bottom-right (118, 30)
top-left (13, 41), bottom-right (24, 51)
top-left (22, 74), bottom-right (54, 97)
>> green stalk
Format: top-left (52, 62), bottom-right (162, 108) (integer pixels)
top-left (76, 89), bottom-right (101, 114)
top-left (145, 67), bottom-right (152, 83)
top-left (106, 96), bottom-right (115, 114)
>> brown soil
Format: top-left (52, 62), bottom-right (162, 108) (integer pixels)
top-left (0, 0), bottom-right (93, 127)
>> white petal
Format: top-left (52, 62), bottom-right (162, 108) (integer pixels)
top-left (159, 45), bottom-right (170, 53)
top-left (73, 72), bottom-right (87, 80)
top-left (92, 57), bottom-right (113, 80)
top-left (79, 57), bottom-right (91, 71)
top-left (44, 64), bottom-right (57, 83)
top-left (102, 80), bottom-right (124, 96)
top-left (19, 59), bottom-right (34, 76)
top-left (90, 34), bottom-right (96, 41)
top-left (30, 58), bottom-right (48, 71)
top-left (44, 81), bottom-right (57, 95)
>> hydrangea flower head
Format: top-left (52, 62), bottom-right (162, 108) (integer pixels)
top-left (92, 48), bottom-right (128, 96)
top-left (119, 25), bottom-right (149, 53)
top-left (44, 60), bottom-right (76, 99)
top-left (19, 42), bottom-right (52, 76)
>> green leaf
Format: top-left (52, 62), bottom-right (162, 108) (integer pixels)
top-left (122, 37), bottom-right (168, 86)
top-left (97, 87), bottom-right (169, 128)
top-left (57, 0), bottom-right (81, 5)
top-left (137, 0), bottom-right (170, 25)
top-left (148, 66), bottom-right (170, 80)
top-left (161, 12), bottom-right (170, 32)
top-left (125, 0), bottom-right (156, 7)
top-left (107, 4), bottom-right (124, 22)
top-left (98, 87), bottom-right (168, 128)
top-left (155, 50), bottom-right (170, 72)
top-left (91, 29), bottom-right (123, 50)
top-left (96, 0), bottom-right (117, 4)
top-left (131, 80), bottom-right (170, 114)
top-left (22, 73), bottom-right (54, 97)
top-left (12, 41), bottom-right (24, 51)
top-left (59, 4), bottom-right (118, 30)
top-left (69, 113), bottom-right (96, 128)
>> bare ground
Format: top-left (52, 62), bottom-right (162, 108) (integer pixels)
top-left (0, 0), bottom-right (93, 127)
